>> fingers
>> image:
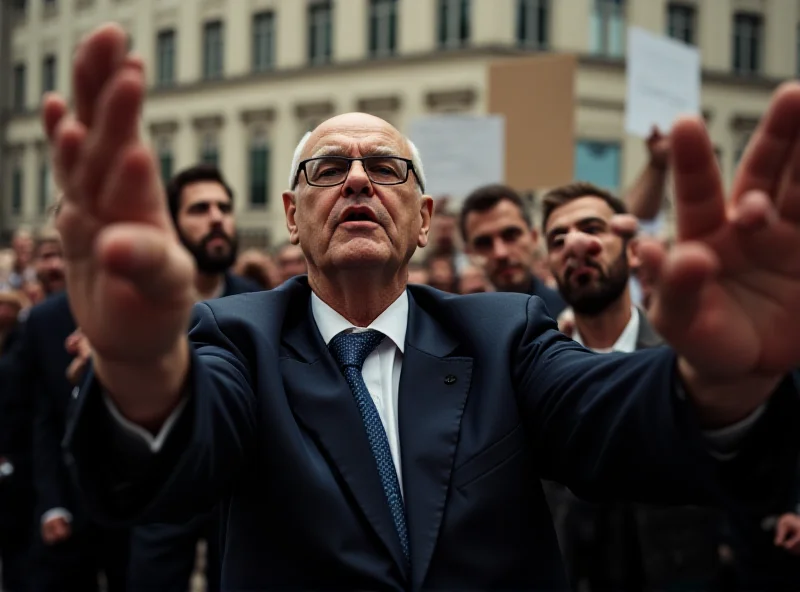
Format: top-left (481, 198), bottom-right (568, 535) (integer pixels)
top-left (76, 64), bottom-right (145, 206)
top-left (96, 224), bottom-right (196, 305)
top-left (98, 144), bottom-right (172, 229)
top-left (42, 94), bottom-right (68, 143)
top-left (73, 23), bottom-right (130, 128)
top-left (644, 242), bottom-right (719, 350)
top-left (732, 82), bottom-right (800, 206)
top-left (670, 117), bottom-right (726, 240)
top-left (731, 190), bottom-right (779, 231)
top-left (610, 214), bottom-right (639, 239)
top-left (776, 518), bottom-right (790, 545)
top-left (785, 529), bottom-right (800, 550)
top-left (775, 131), bottom-right (800, 223)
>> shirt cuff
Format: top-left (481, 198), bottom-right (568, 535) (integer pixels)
top-left (41, 507), bottom-right (73, 525)
top-left (701, 404), bottom-right (767, 460)
top-left (102, 394), bottom-right (188, 454)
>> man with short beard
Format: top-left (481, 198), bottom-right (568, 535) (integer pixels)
top-left (542, 182), bottom-right (723, 591)
top-left (126, 164), bottom-right (261, 592)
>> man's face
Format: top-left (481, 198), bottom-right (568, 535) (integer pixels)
top-left (431, 214), bottom-right (457, 253)
top-left (34, 240), bottom-right (65, 295)
top-left (283, 114), bottom-right (432, 277)
top-left (0, 300), bottom-right (20, 329)
top-left (277, 244), bottom-right (307, 281)
top-left (459, 266), bottom-right (493, 294)
top-left (464, 200), bottom-right (537, 292)
top-left (12, 233), bottom-right (33, 268)
top-left (544, 196), bottom-right (634, 315)
top-left (177, 181), bottom-right (238, 274)
top-left (427, 257), bottom-right (455, 292)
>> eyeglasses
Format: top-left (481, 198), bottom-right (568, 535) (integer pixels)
top-left (293, 156), bottom-right (424, 192)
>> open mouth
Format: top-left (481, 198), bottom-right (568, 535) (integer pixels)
top-left (339, 207), bottom-right (380, 227)
top-left (343, 212), bottom-right (376, 223)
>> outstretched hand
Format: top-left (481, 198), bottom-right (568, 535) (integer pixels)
top-left (43, 24), bottom-right (196, 368)
top-left (638, 83), bottom-right (800, 421)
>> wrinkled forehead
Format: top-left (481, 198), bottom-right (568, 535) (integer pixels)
top-left (303, 121), bottom-right (409, 160)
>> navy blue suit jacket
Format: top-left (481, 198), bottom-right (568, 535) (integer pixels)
top-left (65, 277), bottom-right (799, 590)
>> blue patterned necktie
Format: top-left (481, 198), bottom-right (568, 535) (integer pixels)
top-left (328, 329), bottom-right (410, 563)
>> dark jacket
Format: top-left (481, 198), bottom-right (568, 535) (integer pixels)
top-left (65, 279), bottom-right (799, 591)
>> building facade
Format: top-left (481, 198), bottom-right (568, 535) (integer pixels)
top-left (2, 0), bottom-right (796, 244)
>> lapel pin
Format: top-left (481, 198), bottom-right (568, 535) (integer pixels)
top-left (444, 375), bottom-right (457, 385)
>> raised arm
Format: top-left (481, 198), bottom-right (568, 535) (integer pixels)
top-left (44, 25), bottom-right (194, 429)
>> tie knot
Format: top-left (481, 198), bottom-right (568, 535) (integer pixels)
top-left (329, 329), bottom-right (385, 370)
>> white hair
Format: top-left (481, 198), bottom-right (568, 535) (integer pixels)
top-left (287, 130), bottom-right (427, 194)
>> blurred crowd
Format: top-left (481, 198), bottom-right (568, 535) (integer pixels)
top-left (1, 127), bottom-right (799, 592)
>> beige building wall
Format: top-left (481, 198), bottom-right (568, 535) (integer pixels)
top-left (3, 0), bottom-right (796, 244)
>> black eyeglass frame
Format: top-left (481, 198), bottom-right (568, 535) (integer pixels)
top-left (292, 156), bottom-right (425, 193)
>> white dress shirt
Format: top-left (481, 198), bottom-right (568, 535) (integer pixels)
top-left (311, 290), bottom-right (408, 491)
top-left (573, 306), bottom-right (640, 353)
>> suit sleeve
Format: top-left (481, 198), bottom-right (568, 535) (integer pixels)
top-left (515, 296), bottom-right (800, 513)
top-left (63, 301), bottom-right (258, 527)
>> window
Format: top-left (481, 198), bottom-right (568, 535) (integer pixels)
top-left (42, 54), bottom-right (57, 94)
top-left (11, 0), bottom-right (26, 16)
top-left (590, 0), bottom-right (625, 57)
top-left (43, 0), bottom-right (57, 17)
top-left (11, 165), bottom-right (23, 216)
top-left (574, 141), bottom-right (621, 191)
top-left (733, 12), bottom-right (762, 75)
top-left (308, 1), bottom-right (333, 65)
top-left (156, 30), bottom-right (176, 87)
top-left (438, 0), bottom-right (470, 49)
top-left (369, 0), bottom-right (398, 58)
top-left (13, 64), bottom-right (26, 111)
top-left (249, 132), bottom-right (270, 208)
top-left (39, 161), bottom-right (49, 214)
top-left (517, 0), bottom-right (549, 49)
top-left (202, 20), bottom-right (224, 80)
top-left (200, 132), bottom-right (219, 167)
top-left (157, 137), bottom-right (174, 185)
top-left (252, 12), bottom-right (276, 72)
top-left (666, 3), bottom-right (695, 45)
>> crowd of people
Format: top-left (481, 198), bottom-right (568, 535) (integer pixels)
top-left (3, 22), bottom-right (800, 592)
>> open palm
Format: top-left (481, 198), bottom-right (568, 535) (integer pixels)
top-left (43, 24), bottom-right (196, 364)
top-left (645, 84), bottom-right (800, 381)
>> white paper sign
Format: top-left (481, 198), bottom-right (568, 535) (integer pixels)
top-left (407, 115), bottom-right (505, 199)
top-left (625, 26), bottom-right (701, 137)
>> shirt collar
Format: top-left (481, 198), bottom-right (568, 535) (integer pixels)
top-left (311, 289), bottom-right (408, 354)
top-left (573, 306), bottom-right (640, 353)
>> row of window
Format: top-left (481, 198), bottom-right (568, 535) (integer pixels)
top-left (9, 0), bottom-right (771, 111)
top-left (5, 138), bottom-right (628, 219)
top-left (6, 134), bottom-right (272, 216)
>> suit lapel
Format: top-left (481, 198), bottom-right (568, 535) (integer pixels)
top-left (281, 291), bottom-right (409, 577)
top-left (399, 292), bottom-right (472, 589)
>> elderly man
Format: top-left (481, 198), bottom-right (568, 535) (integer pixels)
top-left (46, 25), bottom-right (800, 590)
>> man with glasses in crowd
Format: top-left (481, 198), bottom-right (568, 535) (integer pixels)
top-left (44, 25), bottom-right (800, 591)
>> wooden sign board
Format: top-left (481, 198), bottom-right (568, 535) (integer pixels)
top-left (488, 53), bottom-right (577, 191)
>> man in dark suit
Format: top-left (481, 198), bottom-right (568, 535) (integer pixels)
top-left (460, 184), bottom-right (567, 317)
top-left (125, 163), bottom-right (261, 592)
top-left (541, 181), bottom-right (724, 591)
top-left (0, 233), bottom-right (132, 592)
top-left (44, 25), bottom-right (800, 590)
